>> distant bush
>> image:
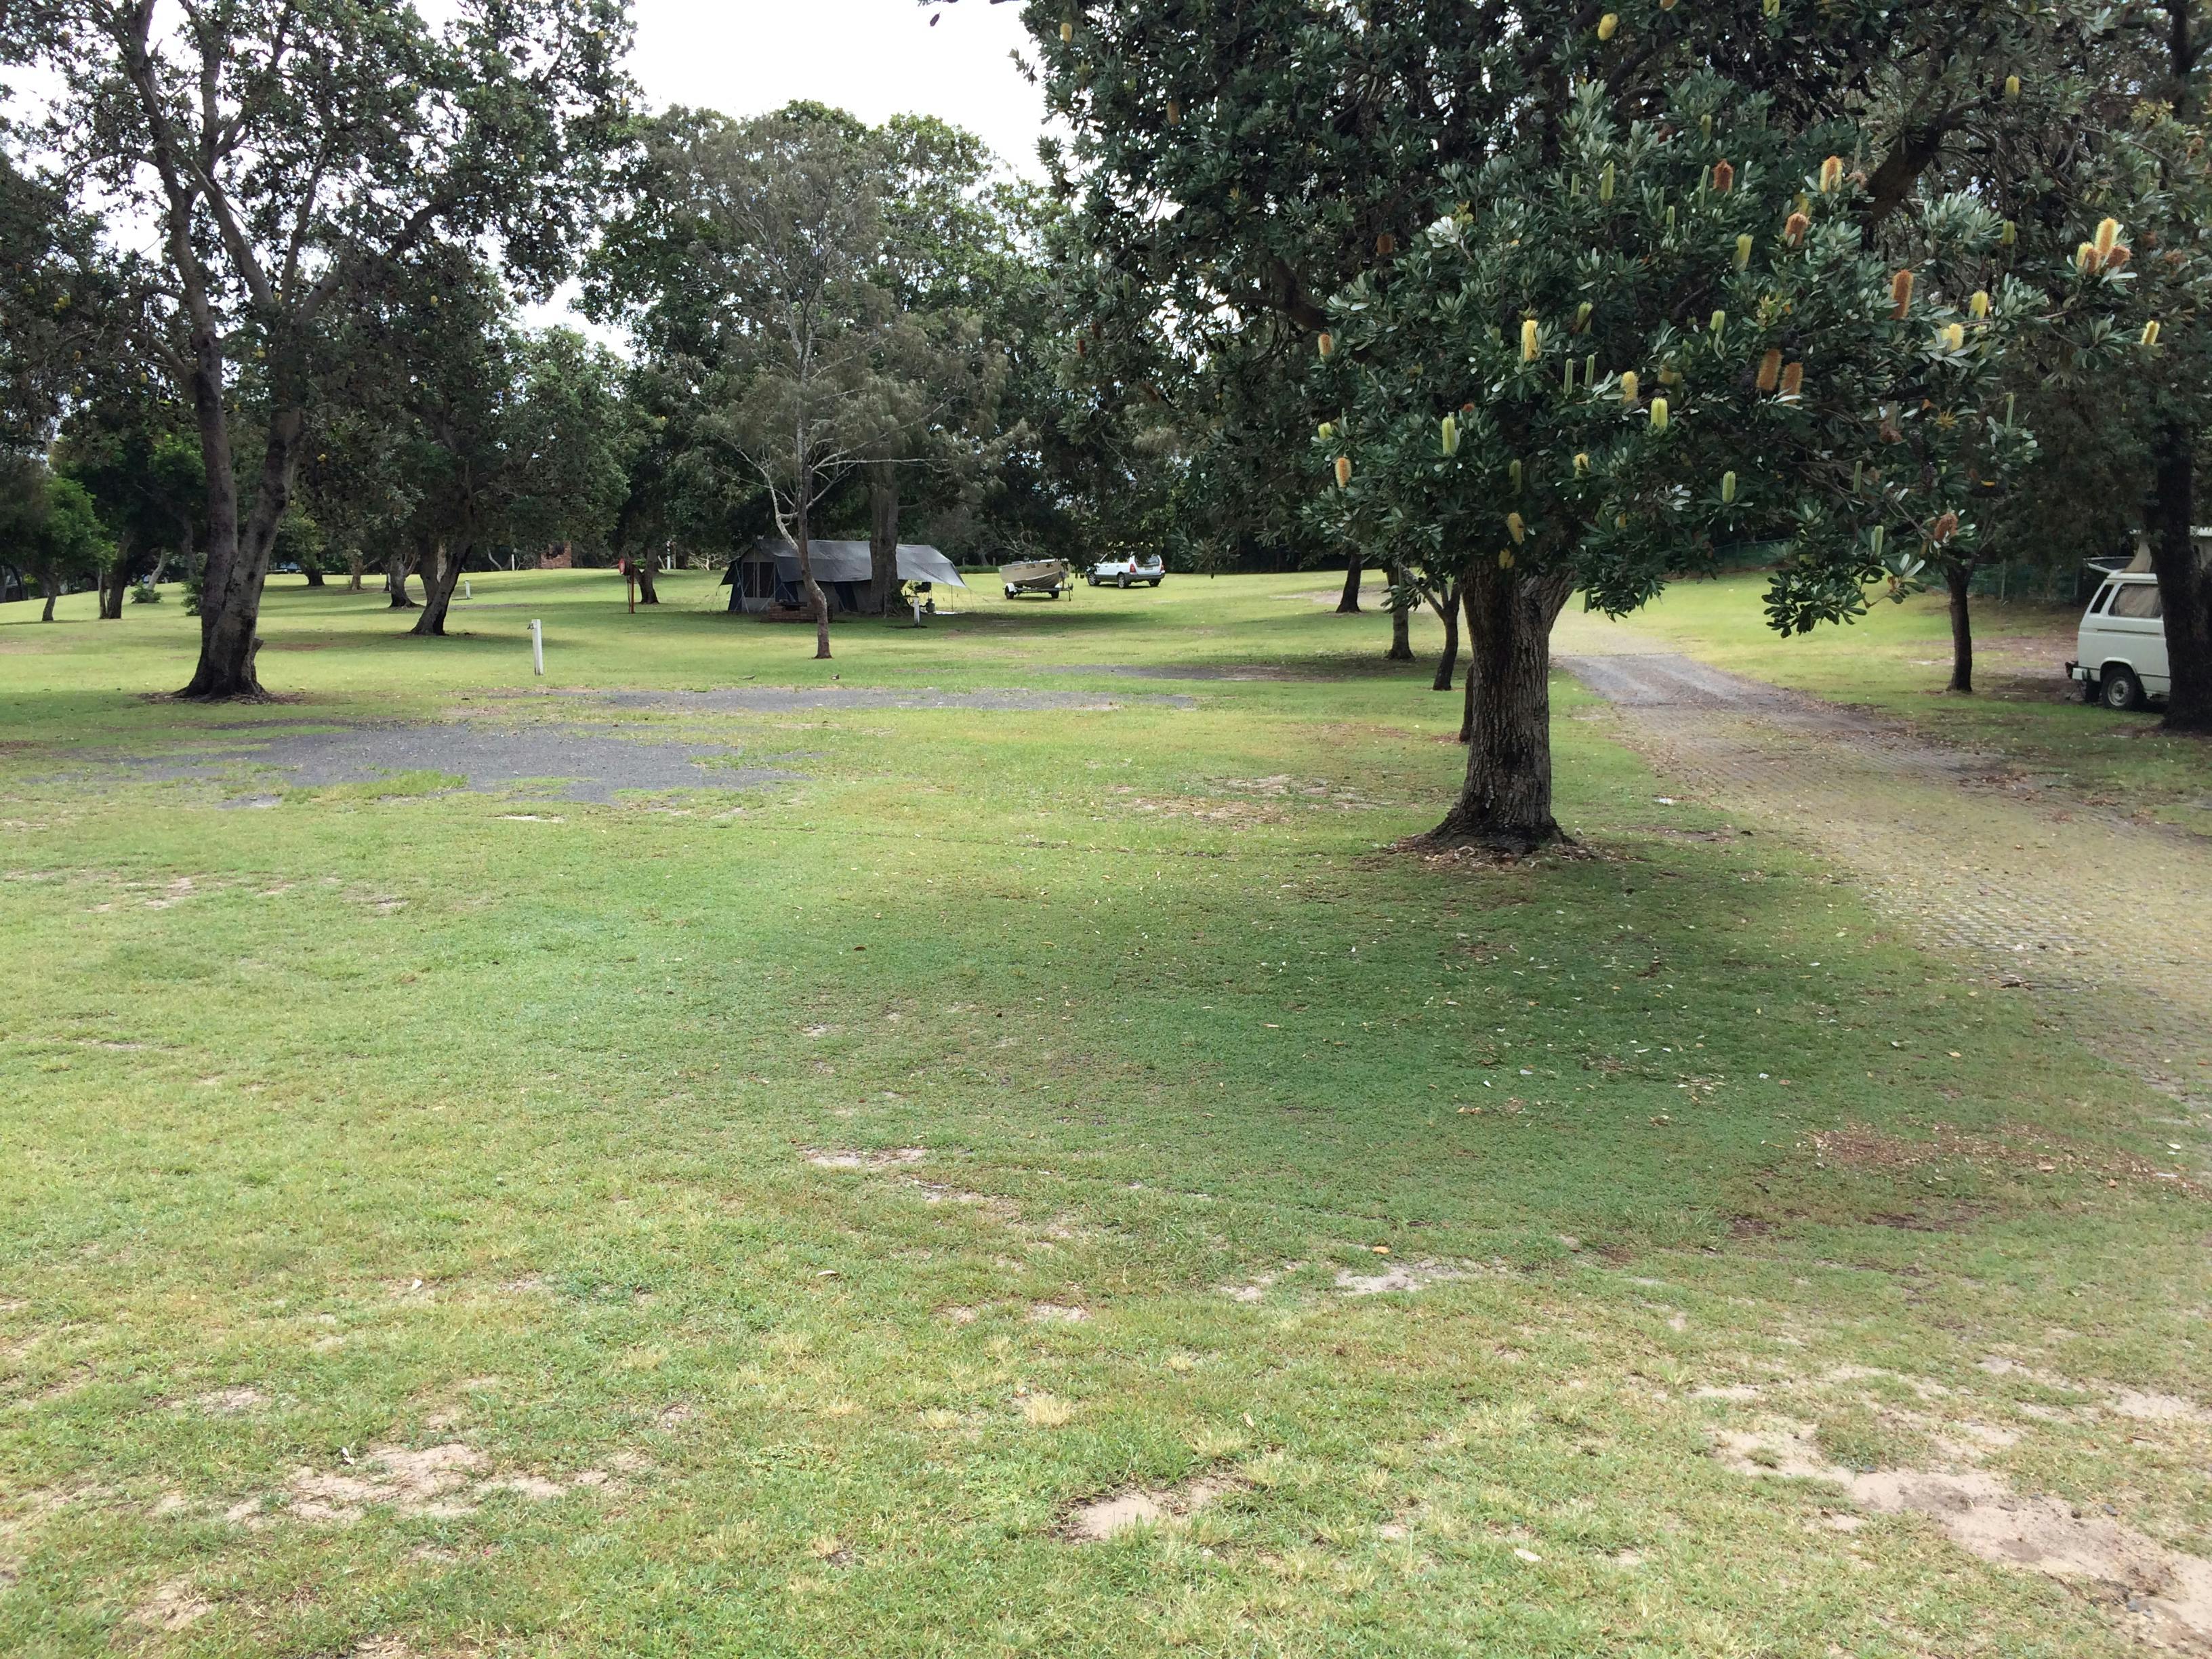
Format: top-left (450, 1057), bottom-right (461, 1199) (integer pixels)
top-left (129, 581), bottom-right (163, 604)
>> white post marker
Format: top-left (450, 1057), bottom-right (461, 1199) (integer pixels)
top-left (462, 579), bottom-right (472, 600)
top-left (531, 618), bottom-right (544, 676)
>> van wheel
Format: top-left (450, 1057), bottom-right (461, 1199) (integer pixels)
top-left (2102, 665), bottom-right (2146, 711)
top-left (1118, 575), bottom-right (1130, 589)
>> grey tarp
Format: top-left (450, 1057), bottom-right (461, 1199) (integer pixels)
top-left (758, 539), bottom-right (968, 588)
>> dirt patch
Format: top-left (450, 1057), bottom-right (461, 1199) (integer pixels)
top-left (804, 1147), bottom-right (926, 1170)
top-left (1808, 1124), bottom-right (2200, 1195)
top-left (1061, 1472), bottom-right (1240, 1542)
top-left (230, 1441), bottom-right (623, 1526)
top-left (134, 1577), bottom-right (213, 1631)
top-left (565, 686), bottom-right (1197, 714)
top-left (1217, 1262), bottom-right (1305, 1304)
top-left (1715, 1422), bottom-right (2212, 1650)
top-left (182, 1386), bottom-right (266, 1414)
top-left (1039, 662), bottom-right (1357, 683)
top-left (1028, 1303), bottom-right (1089, 1324)
top-left (1334, 1258), bottom-right (1467, 1295)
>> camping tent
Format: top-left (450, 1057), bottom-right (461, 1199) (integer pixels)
top-left (724, 538), bottom-right (968, 613)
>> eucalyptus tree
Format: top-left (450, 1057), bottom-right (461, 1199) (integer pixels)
top-left (5, 0), bottom-right (632, 696)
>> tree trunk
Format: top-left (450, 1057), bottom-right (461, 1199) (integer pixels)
top-left (796, 488), bottom-right (831, 659)
top-left (411, 539), bottom-right (468, 636)
top-left (386, 547), bottom-right (417, 608)
top-left (867, 462), bottom-right (899, 617)
top-left (179, 370), bottom-right (303, 698)
top-left (346, 550), bottom-right (364, 592)
top-left (1460, 647), bottom-right (1477, 741)
top-left (1432, 580), bottom-right (1460, 691)
top-left (1430, 566), bottom-right (1575, 850)
top-left (303, 565), bottom-right (325, 588)
top-left (1336, 556), bottom-right (1364, 613)
top-left (2149, 426), bottom-right (2212, 731)
top-left (634, 559), bottom-right (659, 605)
top-left (1387, 565), bottom-right (1414, 661)
top-left (37, 567), bottom-right (57, 622)
top-left (1944, 562), bottom-right (1974, 693)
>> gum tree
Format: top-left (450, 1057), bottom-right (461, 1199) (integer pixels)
top-left (7, 0), bottom-right (630, 697)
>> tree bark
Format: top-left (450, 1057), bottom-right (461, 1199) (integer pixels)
top-left (1430, 566), bottom-right (1575, 850)
top-left (411, 539), bottom-right (469, 637)
top-left (1387, 573), bottom-right (1414, 661)
top-left (2149, 428), bottom-right (2212, 731)
top-left (386, 547), bottom-right (417, 608)
top-left (303, 565), bottom-right (325, 588)
top-left (1336, 556), bottom-right (1364, 613)
top-left (1432, 579), bottom-right (1460, 691)
top-left (37, 567), bottom-right (57, 622)
top-left (1944, 562), bottom-right (1974, 694)
top-left (634, 558), bottom-right (659, 605)
top-left (866, 461), bottom-right (899, 617)
top-left (795, 482), bottom-right (831, 659)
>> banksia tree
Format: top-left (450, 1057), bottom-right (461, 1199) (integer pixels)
top-left (1305, 75), bottom-right (2037, 843)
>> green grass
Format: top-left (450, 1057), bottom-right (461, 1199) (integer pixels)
top-left (1, 569), bottom-right (2207, 1656)
top-left (1567, 571), bottom-right (2212, 836)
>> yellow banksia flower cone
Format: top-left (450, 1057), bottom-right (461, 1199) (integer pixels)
top-left (1890, 269), bottom-right (1914, 316)
top-left (1317, 331), bottom-right (1334, 359)
top-left (1440, 413), bottom-right (1460, 455)
top-left (2076, 241), bottom-right (2099, 274)
top-left (2095, 218), bottom-right (2122, 258)
top-left (1317, 422), bottom-right (1334, 439)
top-left (1509, 459), bottom-right (1523, 493)
top-left (1757, 348), bottom-right (1782, 392)
top-left (1784, 211), bottom-right (1809, 245)
top-left (1166, 100), bottom-right (1181, 125)
top-left (1499, 549), bottom-right (1515, 569)
top-left (1620, 370), bottom-right (1639, 405)
top-left (1780, 361), bottom-right (1803, 397)
top-left (2004, 74), bottom-right (2020, 98)
top-left (1819, 156), bottom-right (1843, 193)
top-left (1507, 511), bottom-right (1526, 544)
top-left (1711, 309), bottom-right (1727, 335)
top-left (1712, 160), bottom-right (1735, 193)
top-left (2143, 319), bottom-right (2163, 346)
top-left (1649, 396), bottom-right (1670, 432)
top-left (1334, 455), bottom-right (1353, 489)
top-left (1735, 233), bottom-right (1754, 270)
top-left (1969, 290), bottom-right (1990, 319)
top-left (1721, 470), bottom-right (1738, 504)
top-left (1060, 18), bottom-right (1073, 41)
top-left (1574, 451), bottom-right (1591, 476)
top-left (1941, 323), bottom-right (1965, 351)
top-left (2001, 220), bottom-right (2017, 246)
top-left (1597, 12), bottom-right (1618, 39)
top-left (1521, 318), bottom-right (1540, 361)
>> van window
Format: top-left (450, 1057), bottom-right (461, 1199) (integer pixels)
top-left (2110, 583), bottom-right (2164, 620)
top-left (2090, 583), bottom-right (2115, 614)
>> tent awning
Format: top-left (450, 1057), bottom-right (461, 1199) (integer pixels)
top-left (757, 539), bottom-right (968, 589)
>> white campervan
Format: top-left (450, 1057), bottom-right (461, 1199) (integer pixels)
top-left (2070, 545), bottom-right (2171, 711)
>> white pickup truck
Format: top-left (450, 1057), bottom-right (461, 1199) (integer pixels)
top-left (2070, 561), bottom-right (2170, 711)
top-left (1087, 555), bottom-right (1166, 589)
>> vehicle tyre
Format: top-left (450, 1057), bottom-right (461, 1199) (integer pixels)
top-left (1004, 586), bottom-right (1017, 598)
top-left (2101, 665), bottom-right (2146, 711)
top-left (1149, 579), bottom-right (1162, 587)
top-left (1118, 575), bottom-right (1130, 589)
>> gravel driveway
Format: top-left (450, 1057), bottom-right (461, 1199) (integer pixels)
top-left (1554, 628), bottom-right (2212, 1111)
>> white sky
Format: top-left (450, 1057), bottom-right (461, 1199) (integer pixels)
top-left (632, 0), bottom-right (1050, 177)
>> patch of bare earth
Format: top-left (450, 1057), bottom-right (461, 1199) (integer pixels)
top-left (228, 1441), bottom-right (634, 1526)
top-left (804, 1147), bottom-right (926, 1170)
top-left (1061, 1472), bottom-right (1240, 1542)
top-left (1334, 1258), bottom-right (1468, 1295)
top-left (1715, 1422), bottom-right (2212, 1650)
top-left (134, 1577), bottom-right (213, 1631)
top-left (1808, 1123), bottom-right (2200, 1196)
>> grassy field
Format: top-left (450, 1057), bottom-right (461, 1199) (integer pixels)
top-left (1, 569), bottom-right (2207, 1657)
top-left (1568, 571), bottom-right (2212, 838)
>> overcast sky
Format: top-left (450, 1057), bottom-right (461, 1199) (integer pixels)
top-left (631, 0), bottom-right (1050, 176)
